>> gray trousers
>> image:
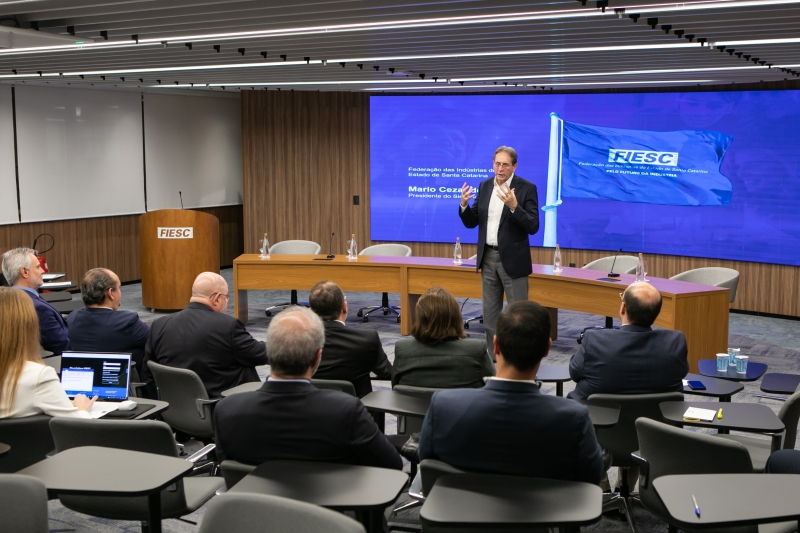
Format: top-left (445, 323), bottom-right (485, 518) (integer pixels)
top-left (481, 247), bottom-right (529, 354)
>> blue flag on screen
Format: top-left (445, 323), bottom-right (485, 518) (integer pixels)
top-left (560, 120), bottom-right (734, 206)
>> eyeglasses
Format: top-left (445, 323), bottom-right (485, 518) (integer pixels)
top-left (494, 162), bottom-right (513, 169)
top-left (211, 293), bottom-right (229, 300)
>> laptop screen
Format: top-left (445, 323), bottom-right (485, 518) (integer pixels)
top-left (60, 352), bottom-right (131, 401)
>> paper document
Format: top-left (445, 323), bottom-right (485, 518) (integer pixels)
top-left (683, 407), bottom-right (717, 422)
top-left (88, 402), bottom-right (121, 419)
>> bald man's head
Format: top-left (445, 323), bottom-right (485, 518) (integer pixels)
top-left (622, 282), bottom-right (662, 327)
top-left (190, 272), bottom-right (229, 312)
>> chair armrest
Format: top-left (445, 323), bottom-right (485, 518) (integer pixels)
top-left (195, 398), bottom-right (222, 419)
top-left (186, 443), bottom-right (216, 463)
top-left (631, 451), bottom-right (649, 488)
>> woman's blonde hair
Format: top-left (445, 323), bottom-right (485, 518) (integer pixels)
top-left (0, 288), bottom-right (43, 415)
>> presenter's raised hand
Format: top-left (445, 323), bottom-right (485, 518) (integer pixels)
top-left (497, 184), bottom-right (518, 211)
top-left (460, 182), bottom-right (474, 208)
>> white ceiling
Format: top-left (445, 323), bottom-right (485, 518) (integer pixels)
top-left (0, 0), bottom-right (798, 92)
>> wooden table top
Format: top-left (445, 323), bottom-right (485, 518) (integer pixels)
top-left (233, 254), bottom-right (729, 297)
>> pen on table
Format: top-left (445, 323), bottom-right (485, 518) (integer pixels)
top-left (717, 408), bottom-right (723, 419)
top-left (692, 494), bottom-right (701, 518)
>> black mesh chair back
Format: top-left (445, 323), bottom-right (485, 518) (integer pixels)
top-left (0, 415), bottom-right (54, 473)
top-left (198, 493), bottom-right (366, 533)
top-left (588, 391), bottom-right (684, 469)
top-left (311, 379), bottom-right (357, 397)
top-left (147, 361), bottom-right (215, 438)
top-left (0, 474), bottom-right (49, 532)
top-left (49, 417), bottom-right (191, 519)
top-left (220, 459), bottom-right (256, 489)
top-left (635, 418), bottom-right (757, 532)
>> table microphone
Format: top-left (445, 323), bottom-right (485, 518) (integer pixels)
top-left (179, 191), bottom-right (184, 209)
top-left (327, 232), bottom-right (335, 259)
top-left (607, 248), bottom-right (623, 278)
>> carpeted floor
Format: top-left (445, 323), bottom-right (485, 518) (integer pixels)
top-left (45, 268), bottom-right (800, 532)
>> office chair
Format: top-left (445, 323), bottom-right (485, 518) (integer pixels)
top-left (264, 240), bottom-right (322, 316)
top-left (50, 418), bottom-right (222, 533)
top-left (147, 361), bottom-right (219, 442)
top-left (461, 254), bottom-right (483, 329)
top-left (0, 474), bottom-right (49, 532)
top-left (356, 244), bottom-right (412, 323)
top-left (587, 391), bottom-right (685, 533)
top-left (0, 415), bottom-right (54, 473)
top-left (311, 378), bottom-right (357, 397)
top-left (670, 267), bottom-right (740, 303)
top-left (635, 418), bottom-right (797, 533)
top-left (716, 388), bottom-right (800, 472)
top-left (198, 493), bottom-right (366, 533)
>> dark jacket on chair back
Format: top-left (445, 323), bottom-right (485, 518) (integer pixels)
top-left (213, 380), bottom-right (403, 469)
top-left (142, 302), bottom-right (267, 398)
top-left (567, 324), bottom-right (689, 400)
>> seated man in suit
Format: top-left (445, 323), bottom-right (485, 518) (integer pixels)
top-left (2, 247), bottom-right (70, 354)
top-left (419, 300), bottom-right (603, 483)
top-left (308, 280), bottom-right (392, 397)
top-left (67, 268), bottom-right (150, 370)
top-left (142, 272), bottom-right (267, 398)
top-left (567, 281), bottom-right (689, 401)
top-left (213, 306), bottom-right (403, 469)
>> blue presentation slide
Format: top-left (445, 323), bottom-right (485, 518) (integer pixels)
top-left (369, 92), bottom-right (800, 266)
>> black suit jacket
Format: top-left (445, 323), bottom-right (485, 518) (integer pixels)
top-left (142, 302), bottom-right (268, 398)
top-left (419, 379), bottom-right (603, 484)
top-left (459, 175), bottom-right (540, 279)
top-left (67, 307), bottom-right (150, 370)
top-left (567, 324), bottom-right (689, 400)
top-left (313, 321), bottom-right (392, 398)
top-left (213, 380), bottom-right (403, 469)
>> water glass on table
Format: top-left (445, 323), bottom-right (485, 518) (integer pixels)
top-left (736, 355), bottom-right (749, 374)
top-left (728, 347), bottom-right (740, 366)
top-left (716, 353), bottom-right (730, 371)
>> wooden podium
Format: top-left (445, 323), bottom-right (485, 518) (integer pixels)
top-left (140, 209), bottom-right (219, 310)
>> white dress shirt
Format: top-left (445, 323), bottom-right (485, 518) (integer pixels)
top-left (486, 174), bottom-right (514, 246)
top-left (0, 361), bottom-right (90, 419)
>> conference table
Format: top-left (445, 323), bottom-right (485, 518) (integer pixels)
top-left (233, 254), bottom-right (730, 371)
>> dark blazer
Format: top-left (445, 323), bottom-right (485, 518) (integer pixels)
top-left (312, 321), bottom-right (392, 398)
top-left (20, 289), bottom-right (70, 355)
top-left (567, 324), bottom-right (689, 400)
top-left (142, 302), bottom-right (267, 398)
top-left (67, 307), bottom-right (150, 370)
top-left (459, 174), bottom-right (539, 279)
top-left (213, 380), bottom-right (403, 469)
top-left (419, 379), bottom-right (603, 484)
top-left (392, 338), bottom-right (494, 389)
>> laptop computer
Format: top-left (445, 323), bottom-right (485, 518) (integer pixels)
top-left (60, 351), bottom-right (131, 402)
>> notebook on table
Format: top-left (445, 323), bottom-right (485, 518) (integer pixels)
top-left (60, 352), bottom-right (131, 418)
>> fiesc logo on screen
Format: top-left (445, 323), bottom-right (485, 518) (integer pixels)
top-left (608, 149), bottom-right (679, 166)
top-left (157, 227), bottom-right (194, 239)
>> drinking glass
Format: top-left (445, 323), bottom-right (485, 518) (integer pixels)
top-left (736, 355), bottom-right (749, 374)
top-left (716, 353), bottom-right (729, 371)
top-left (728, 347), bottom-right (740, 367)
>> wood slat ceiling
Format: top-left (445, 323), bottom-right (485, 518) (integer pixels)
top-left (0, 0), bottom-right (797, 92)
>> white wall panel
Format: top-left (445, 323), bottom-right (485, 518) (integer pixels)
top-left (144, 93), bottom-right (241, 210)
top-left (15, 86), bottom-right (145, 222)
top-left (0, 86), bottom-right (18, 225)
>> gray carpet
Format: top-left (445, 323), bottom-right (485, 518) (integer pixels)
top-left (44, 268), bottom-right (800, 532)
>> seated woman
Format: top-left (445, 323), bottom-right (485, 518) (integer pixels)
top-left (0, 287), bottom-right (96, 418)
top-left (392, 287), bottom-right (494, 389)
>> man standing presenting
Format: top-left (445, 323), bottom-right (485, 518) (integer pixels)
top-left (459, 146), bottom-right (540, 353)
